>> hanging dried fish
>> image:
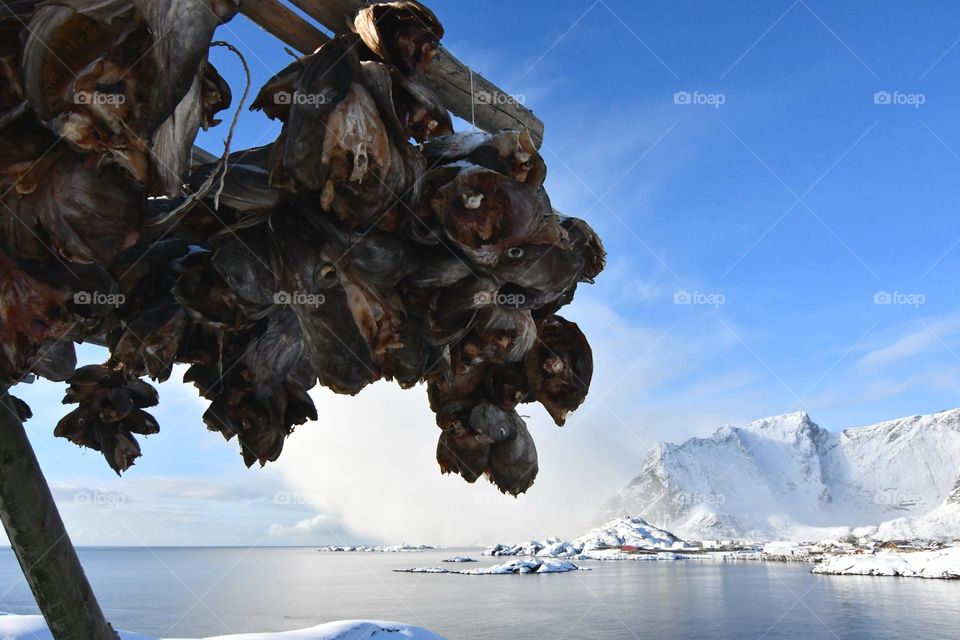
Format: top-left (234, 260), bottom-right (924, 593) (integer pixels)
top-left (424, 129), bottom-right (546, 188)
top-left (354, 1), bottom-right (444, 75)
top-left (430, 165), bottom-right (545, 265)
top-left (486, 421), bottom-right (538, 495)
top-left (55, 363), bottom-right (160, 474)
top-left (20, 0), bottom-right (236, 190)
top-left (1, 3), bottom-right (607, 494)
top-left (525, 315), bottom-right (593, 426)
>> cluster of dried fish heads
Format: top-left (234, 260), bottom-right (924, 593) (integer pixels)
top-left (0, 1), bottom-right (605, 494)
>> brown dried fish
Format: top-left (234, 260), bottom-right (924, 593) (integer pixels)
top-left (354, 1), bottom-right (444, 74)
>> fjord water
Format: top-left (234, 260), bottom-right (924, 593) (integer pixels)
top-left (0, 548), bottom-right (957, 639)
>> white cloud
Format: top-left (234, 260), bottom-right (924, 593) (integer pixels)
top-left (856, 314), bottom-right (960, 371)
top-left (271, 296), bottom-right (760, 546)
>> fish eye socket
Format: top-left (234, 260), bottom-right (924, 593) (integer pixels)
top-left (507, 247), bottom-right (524, 259)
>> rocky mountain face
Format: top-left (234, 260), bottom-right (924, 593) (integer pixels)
top-left (601, 410), bottom-right (960, 540)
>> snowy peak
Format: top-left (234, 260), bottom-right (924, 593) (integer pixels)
top-left (572, 516), bottom-right (682, 551)
top-left (739, 411), bottom-right (818, 436)
top-left (483, 516), bottom-right (685, 560)
top-left (602, 409), bottom-right (960, 541)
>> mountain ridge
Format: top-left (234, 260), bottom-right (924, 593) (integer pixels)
top-left (601, 409), bottom-right (960, 540)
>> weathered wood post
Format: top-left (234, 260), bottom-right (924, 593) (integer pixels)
top-left (0, 389), bottom-right (119, 640)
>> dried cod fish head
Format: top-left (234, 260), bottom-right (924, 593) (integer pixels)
top-left (354, 1), bottom-right (444, 75)
top-left (430, 165), bottom-right (544, 266)
top-left (525, 315), bottom-right (593, 426)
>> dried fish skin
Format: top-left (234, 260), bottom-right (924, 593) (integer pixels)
top-left (55, 362), bottom-right (160, 474)
top-left (251, 57), bottom-right (305, 122)
top-left (424, 129), bottom-right (546, 188)
top-left (392, 72), bottom-right (452, 143)
top-left (468, 400), bottom-right (521, 443)
top-left (489, 242), bottom-right (584, 311)
top-left (485, 420), bottom-right (538, 495)
top-left (358, 60), bottom-right (450, 144)
top-left (354, 1), bottom-right (444, 75)
top-left (1, 0), bottom-right (607, 491)
top-left (209, 222), bottom-right (278, 314)
top-left (525, 315), bottom-right (593, 427)
top-left (0, 245), bottom-right (79, 384)
top-left (186, 322), bottom-right (317, 468)
top-left (436, 423), bottom-right (490, 484)
top-left (281, 37), bottom-right (359, 192)
top-left (462, 306), bottom-right (537, 365)
top-left (151, 60), bottom-right (231, 197)
top-left (136, 0), bottom-right (239, 133)
top-left (20, 0), bottom-right (137, 120)
top-left (561, 216), bottom-right (606, 283)
top-left (430, 165), bottom-right (544, 266)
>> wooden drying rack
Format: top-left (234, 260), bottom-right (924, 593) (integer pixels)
top-left (238, 0), bottom-right (546, 146)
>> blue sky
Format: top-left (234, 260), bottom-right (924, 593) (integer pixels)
top-left (11, 0), bottom-right (960, 547)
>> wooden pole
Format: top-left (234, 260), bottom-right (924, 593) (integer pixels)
top-left (0, 389), bottom-right (119, 640)
top-left (238, 0), bottom-right (545, 145)
top-left (239, 0), bottom-right (330, 54)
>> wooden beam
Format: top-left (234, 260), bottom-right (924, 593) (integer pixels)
top-left (286, 0), bottom-right (360, 34)
top-left (239, 0), bottom-right (545, 145)
top-left (425, 46), bottom-right (544, 146)
top-left (239, 0), bottom-right (330, 55)
top-left (0, 390), bottom-right (120, 640)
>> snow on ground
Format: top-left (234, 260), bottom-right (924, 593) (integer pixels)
top-left (316, 545), bottom-right (435, 553)
top-left (459, 559), bottom-right (583, 575)
top-left (0, 615), bottom-right (446, 639)
top-left (440, 556), bottom-right (476, 563)
top-left (573, 516), bottom-right (683, 550)
top-left (483, 516), bottom-right (691, 560)
top-left (812, 547), bottom-right (960, 579)
top-left (395, 559), bottom-right (584, 575)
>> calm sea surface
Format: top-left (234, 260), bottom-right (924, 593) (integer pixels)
top-left (0, 547), bottom-right (957, 639)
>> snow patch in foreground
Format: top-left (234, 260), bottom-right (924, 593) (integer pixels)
top-left (812, 547), bottom-right (960, 579)
top-left (0, 615), bottom-right (446, 640)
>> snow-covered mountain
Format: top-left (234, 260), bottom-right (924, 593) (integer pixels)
top-left (601, 410), bottom-right (960, 541)
top-left (572, 516), bottom-right (683, 550)
top-left (484, 516), bottom-right (686, 558)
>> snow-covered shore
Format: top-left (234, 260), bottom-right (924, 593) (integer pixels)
top-left (317, 544), bottom-right (435, 553)
top-left (0, 615), bottom-right (446, 639)
top-left (483, 516), bottom-right (694, 561)
top-left (396, 559), bottom-right (584, 575)
top-left (812, 547), bottom-right (960, 579)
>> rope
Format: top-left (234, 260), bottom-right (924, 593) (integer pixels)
top-left (469, 67), bottom-right (476, 130)
top-left (148, 41), bottom-right (252, 227)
